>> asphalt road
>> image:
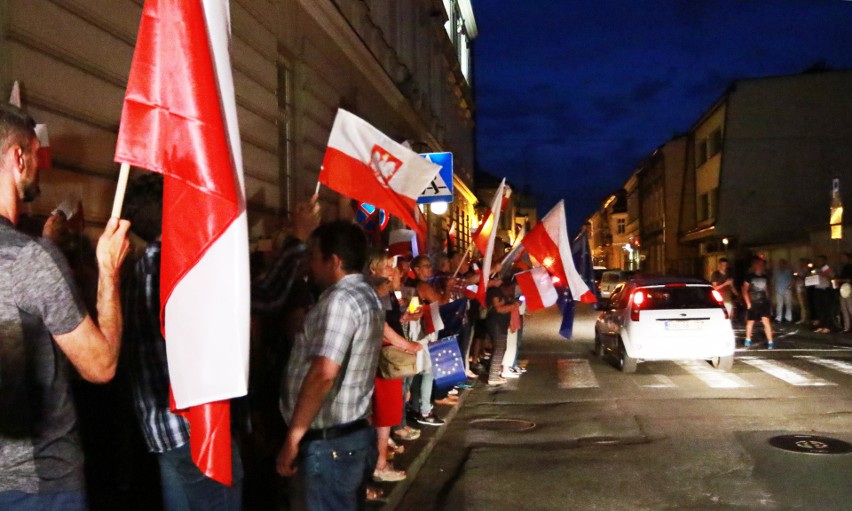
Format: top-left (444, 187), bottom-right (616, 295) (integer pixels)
top-left (392, 304), bottom-right (852, 511)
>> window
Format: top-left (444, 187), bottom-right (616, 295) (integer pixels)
top-left (696, 140), bottom-right (707, 167)
top-left (616, 218), bottom-right (626, 234)
top-left (698, 193), bottom-right (709, 221)
top-left (708, 187), bottom-right (718, 220)
top-left (708, 128), bottom-right (723, 157)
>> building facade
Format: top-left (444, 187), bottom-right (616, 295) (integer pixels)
top-left (589, 190), bottom-right (628, 269)
top-left (679, 69), bottom-right (852, 278)
top-left (636, 135), bottom-right (694, 276)
top-left (1, 0), bottom-right (477, 251)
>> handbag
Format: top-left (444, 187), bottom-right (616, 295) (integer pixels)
top-left (378, 345), bottom-right (418, 379)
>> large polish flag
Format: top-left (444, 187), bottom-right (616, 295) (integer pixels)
top-left (472, 186), bottom-right (511, 256)
top-left (475, 179), bottom-right (506, 306)
top-left (320, 110), bottom-right (441, 237)
top-left (516, 266), bottom-right (558, 312)
top-left (522, 200), bottom-right (596, 303)
top-left (114, 0), bottom-right (249, 485)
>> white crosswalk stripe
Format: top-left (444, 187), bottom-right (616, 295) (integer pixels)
top-left (739, 357), bottom-right (836, 386)
top-left (637, 374), bottom-right (677, 389)
top-left (675, 360), bottom-right (754, 388)
top-left (557, 358), bottom-right (599, 389)
top-left (796, 356), bottom-right (852, 376)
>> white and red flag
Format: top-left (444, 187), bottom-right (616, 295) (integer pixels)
top-left (319, 110), bottom-right (441, 238)
top-left (472, 185), bottom-right (511, 256)
top-left (388, 228), bottom-right (419, 258)
top-left (475, 178), bottom-right (506, 306)
top-left (516, 266), bottom-right (558, 312)
top-left (114, 0), bottom-right (249, 485)
top-left (522, 200), bottom-right (596, 303)
top-left (421, 302), bottom-right (445, 335)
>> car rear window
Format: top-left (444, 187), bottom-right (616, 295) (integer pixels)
top-left (638, 286), bottom-right (719, 310)
top-left (602, 273), bottom-right (621, 283)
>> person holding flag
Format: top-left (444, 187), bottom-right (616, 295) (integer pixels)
top-left (121, 174), bottom-right (243, 510)
top-left (0, 104), bottom-right (131, 509)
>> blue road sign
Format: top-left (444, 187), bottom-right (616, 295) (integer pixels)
top-left (417, 152), bottom-right (454, 204)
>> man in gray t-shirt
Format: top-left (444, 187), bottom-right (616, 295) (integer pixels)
top-left (0, 104), bottom-right (130, 509)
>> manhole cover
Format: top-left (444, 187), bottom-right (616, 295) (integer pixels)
top-left (769, 435), bottom-right (852, 455)
top-left (469, 418), bottom-right (536, 432)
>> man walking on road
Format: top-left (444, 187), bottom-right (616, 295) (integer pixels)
top-left (0, 104), bottom-right (130, 509)
top-left (277, 221), bottom-right (384, 511)
top-left (743, 256), bottom-right (774, 349)
top-left (773, 258), bottom-right (794, 323)
top-left (710, 258), bottom-right (737, 320)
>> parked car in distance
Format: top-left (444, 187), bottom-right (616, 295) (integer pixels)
top-left (593, 266), bottom-right (608, 294)
top-left (595, 277), bottom-right (735, 373)
top-left (599, 270), bottom-right (636, 299)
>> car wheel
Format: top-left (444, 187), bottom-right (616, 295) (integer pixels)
top-left (618, 340), bottom-right (637, 373)
top-left (713, 355), bottom-right (734, 371)
top-left (595, 333), bottom-right (605, 358)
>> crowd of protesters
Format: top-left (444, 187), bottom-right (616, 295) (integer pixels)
top-left (0, 103), bottom-right (538, 510)
top-left (710, 252), bottom-right (852, 343)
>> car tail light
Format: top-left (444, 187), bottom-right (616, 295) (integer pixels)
top-left (630, 290), bottom-right (644, 321)
top-left (710, 289), bottom-right (730, 319)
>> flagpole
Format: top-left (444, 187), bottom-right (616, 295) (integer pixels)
top-left (111, 162), bottom-right (131, 218)
top-left (451, 244), bottom-right (473, 278)
top-left (314, 181), bottom-right (321, 197)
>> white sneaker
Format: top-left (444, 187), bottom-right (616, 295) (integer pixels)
top-left (501, 371), bottom-right (520, 379)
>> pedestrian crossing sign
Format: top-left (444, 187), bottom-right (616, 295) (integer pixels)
top-left (417, 152), bottom-right (453, 204)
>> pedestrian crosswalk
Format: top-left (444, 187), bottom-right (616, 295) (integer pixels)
top-left (553, 355), bottom-right (852, 390)
top-left (676, 360), bottom-right (754, 389)
top-left (739, 357), bottom-right (835, 386)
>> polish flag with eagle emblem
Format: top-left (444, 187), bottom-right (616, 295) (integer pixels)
top-left (319, 109), bottom-right (441, 238)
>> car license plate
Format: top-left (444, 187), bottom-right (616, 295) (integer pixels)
top-left (665, 320), bottom-right (702, 330)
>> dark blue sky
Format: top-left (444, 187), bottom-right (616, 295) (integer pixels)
top-left (472, 0), bottom-right (852, 225)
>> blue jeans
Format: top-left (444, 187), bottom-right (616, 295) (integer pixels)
top-left (0, 490), bottom-right (86, 511)
top-left (408, 372), bottom-right (434, 416)
top-left (296, 426), bottom-right (377, 511)
top-left (158, 440), bottom-right (243, 511)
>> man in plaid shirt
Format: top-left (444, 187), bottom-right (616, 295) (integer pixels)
top-left (277, 221), bottom-right (384, 511)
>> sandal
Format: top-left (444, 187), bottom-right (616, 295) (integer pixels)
top-left (373, 464), bottom-right (406, 482)
top-left (393, 427), bottom-right (420, 441)
top-left (366, 486), bottom-right (386, 502)
top-left (388, 439), bottom-right (405, 455)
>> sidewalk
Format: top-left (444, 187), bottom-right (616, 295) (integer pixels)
top-left (368, 386), bottom-right (472, 510)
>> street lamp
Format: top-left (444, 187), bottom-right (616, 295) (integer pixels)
top-left (430, 201), bottom-right (449, 215)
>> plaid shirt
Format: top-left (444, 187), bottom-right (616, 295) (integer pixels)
top-left (123, 243), bottom-right (190, 452)
top-left (280, 273), bottom-right (383, 429)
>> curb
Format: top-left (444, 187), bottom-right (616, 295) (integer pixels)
top-left (381, 386), bottom-right (471, 511)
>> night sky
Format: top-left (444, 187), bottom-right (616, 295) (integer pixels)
top-left (472, 0), bottom-right (852, 226)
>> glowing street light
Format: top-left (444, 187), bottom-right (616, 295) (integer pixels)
top-left (430, 201), bottom-right (449, 215)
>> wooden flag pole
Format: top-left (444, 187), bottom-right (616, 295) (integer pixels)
top-left (111, 162), bottom-right (131, 219)
top-left (451, 244), bottom-right (474, 278)
top-left (314, 181), bottom-right (321, 197)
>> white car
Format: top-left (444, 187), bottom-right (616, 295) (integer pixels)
top-left (594, 278), bottom-right (735, 373)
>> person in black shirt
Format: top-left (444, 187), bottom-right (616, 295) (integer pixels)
top-left (742, 256), bottom-right (774, 349)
